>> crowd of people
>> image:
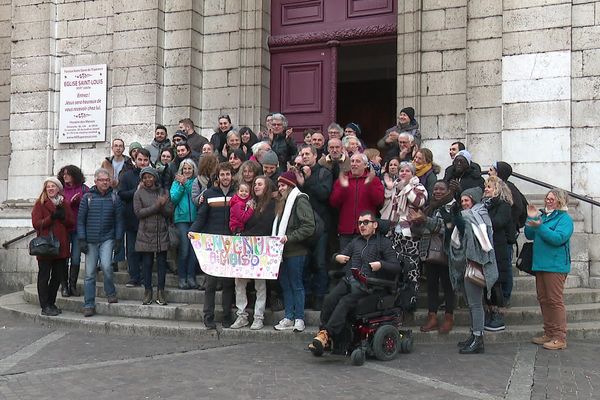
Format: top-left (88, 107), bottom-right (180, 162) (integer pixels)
top-left (31, 109), bottom-right (574, 353)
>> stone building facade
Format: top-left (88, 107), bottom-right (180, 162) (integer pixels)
top-left (1, 0), bottom-right (600, 289)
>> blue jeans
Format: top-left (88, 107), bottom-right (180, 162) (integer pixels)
top-left (84, 239), bottom-right (117, 309)
top-left (141, 251), bottom-right (168, 290)
top-left (304, 231), bottom-right (329, 298)
top-left (126, 230), bottom-right (142, 283)
top-left (176, 222), bottom-right (196, 284)
top-left (502, 244), bottom-right (514, 301)
top-left (279, 255), bottom-right (306, 320)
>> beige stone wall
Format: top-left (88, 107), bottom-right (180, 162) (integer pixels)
top-left (0, 0), bottom-right (10, 201)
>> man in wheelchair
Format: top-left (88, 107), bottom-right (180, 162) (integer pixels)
top-left (309, 210), bottom-right (401, 355)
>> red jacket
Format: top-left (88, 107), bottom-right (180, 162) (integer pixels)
top-left (329, 171), bottom-right (384, 235)
top-left (31, 198), bottom-right (75, 260)
top-left (229, 194), bottom-right (255, 234)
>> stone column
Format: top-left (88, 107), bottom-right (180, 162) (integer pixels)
top-left (465, 0), bottom-right (502, 166)
top-left (403, 0), bottom-right (468, 169)
top-left (571, 1), bottom-right (600, 288)
top-left (8, 0), bottom-right (58, 200)
top-left (0, 0), bottom-right (10, 202)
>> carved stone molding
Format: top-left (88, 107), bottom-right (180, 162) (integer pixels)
top-left (268, 23), bottom-right (397, 48)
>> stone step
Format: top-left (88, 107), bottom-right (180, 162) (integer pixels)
top-left (4, 291), bottom-right (600, 344)
top-left (22, 284), bottom-right (600, 328)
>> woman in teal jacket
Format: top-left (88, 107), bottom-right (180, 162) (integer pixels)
top-left (170, 158), bottom-right (199, 289)
top-left (524, 189), bottom-right (573, 351)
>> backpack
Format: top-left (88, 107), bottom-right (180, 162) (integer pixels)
top-left (516, 190), bottom-right (529, 229)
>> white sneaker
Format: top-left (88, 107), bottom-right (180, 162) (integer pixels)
top-left (229, 316), bottom-right (249, 329)
top-left (250, 319), bottom-right (264, 330)
top-left (293, 319), bottom-right (305, 332)
top-left (274, 318), bottom-right (294, 330)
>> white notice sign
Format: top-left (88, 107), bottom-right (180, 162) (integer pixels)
top-left (59, 64), bottom-right (107, 143)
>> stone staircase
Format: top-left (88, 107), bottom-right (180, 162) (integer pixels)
top-left (1, 194), bottom-right (600, 344)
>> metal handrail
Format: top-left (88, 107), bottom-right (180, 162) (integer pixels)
top-left (492, 171), bottom-right (600, 208)
top-left (2, 229), bottom-right (35, 249)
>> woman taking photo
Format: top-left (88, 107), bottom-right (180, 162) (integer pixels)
top-left (57, 165), bottom-right (88, 297)
top-left (388, 161), bottom-right (427, 311)
top-left (525, 189), bottom-right (573, 350)
top-left (170, 158), bottom-right (199, 289)
top-left (31, 177), bottom-right (75, 316)
top-left (272, 171), bottom-right (315, 332)
top-left (134, 167), bottom-right (174, 305)
top-left (230, 176), bottom-right (277, 330)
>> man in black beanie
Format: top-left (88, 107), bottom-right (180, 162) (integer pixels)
top-left (378, 106), bottom-right (421, 164)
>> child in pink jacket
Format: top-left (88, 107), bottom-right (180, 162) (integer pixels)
top-left (229, 183), bottom-right (255, 234)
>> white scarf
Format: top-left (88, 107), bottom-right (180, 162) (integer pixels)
top-left (272, 187), bottom-right (301, 237)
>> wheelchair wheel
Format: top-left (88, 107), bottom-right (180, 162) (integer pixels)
top-left (400, 336), bottom-right (414, 354)
top-left (350, 348), bottom-right (365, 366)
top-left (372, 325), bottom-right (400, 361)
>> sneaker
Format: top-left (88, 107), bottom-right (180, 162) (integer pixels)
top-left (178, 281), bottom-right (190, 290)
top-left (293, 319), bottom-right (305, 332)
top-left (532, 334), bottom-right (552, 345)
top-left (250, 319), bottom-right (264, 330)
top-left (107, 296), bottom-right (118, 304)
top-left (308, 329), bottom-right (331, 355)
top-left (229, 316), bottom-right (249, 329)
top-left (484, 311), bottom-right (505, 332)
top-left (543, 339), bottom-right (567, 350)
top-left (125, 280), bottom-right (139, 288)
top-left (83, 307), bottom-right (95, 317)
top-left (274, 318), bottom-right (294, 330)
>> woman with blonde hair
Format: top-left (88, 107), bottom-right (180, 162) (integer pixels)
top-left (413, 147), bottom-right (441, 198)
top-left (525, 189), bottom-right (573, 350)
top-left (236, 160), bottom-right (262, 187)
top-left (482, 175), bottom-right (515, 332)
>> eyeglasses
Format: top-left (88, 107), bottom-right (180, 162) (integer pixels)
top-left (96, 178), bottom-right (110, 183)
top-left (357, 220), bottom-right (375, 226)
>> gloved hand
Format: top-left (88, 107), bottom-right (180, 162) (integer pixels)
top-left (51, 207), bottom-right (66, 220)
top-left (114, 239), bottom-right (122, 252)
top-left (79, 240), bottom-right (89, 254)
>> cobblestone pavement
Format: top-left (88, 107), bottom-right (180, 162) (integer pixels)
top-left (0, 307), bottom-right (597, 400)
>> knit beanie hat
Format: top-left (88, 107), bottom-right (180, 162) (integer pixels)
top-left (139, 166), bottom-right (160, 182)
top-left (278, 171), bottom-right (297, 188)
top-left (345, 122), bottom-right (361, 137)
top-left (400, 107), bottom-right (415, 122)
top-left (493, 161), bottom-right (513, 181)
top-left (44, 177), bottom-right (63, 192)
top-left (461, 187), bottom-right (483, 204)
top-left (172, 131), bottom-right (187, 142)
top-left (129, 141), bottom-right (143, 157)
top-left (456, 150), bottom-right (472, 165)
top-left (261, 150), bottom-right (279, 166)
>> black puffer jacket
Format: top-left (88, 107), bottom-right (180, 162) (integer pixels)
top-left (300, 163), bottom-right (333, 225)
top-left (486, 197), bottom-right (515, 283)
top-left (337, 233), bottom-right (400, 280)
top-left (118, 167), bottom-right (142, 232)
top-left (243, 200), bottom-right (276, 236)
top-left (443, 162), bottom-right (484, 200)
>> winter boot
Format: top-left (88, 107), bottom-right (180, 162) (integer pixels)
top-left (459, 334), bottom-right (484, 354)
top-left (438, 313), bottom-right (454, 334)
top-left (156, 289), bottom-right (167, 305)
top-left (420, 312), bottom-right (438, 332)
top-left (142, 289), bottom-right (153, 305)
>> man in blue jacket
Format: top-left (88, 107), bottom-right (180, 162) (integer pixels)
top-left (78, 168), bottom-right (124, 317)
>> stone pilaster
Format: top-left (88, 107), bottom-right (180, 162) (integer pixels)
top-left (465, 0), bottom-right (502, 167)
top-left (0, 0), bottom-right (10, 202)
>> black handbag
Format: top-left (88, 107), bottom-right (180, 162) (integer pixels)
top-left (516, 242), bottom-right (535, 275)
top-left (29, 229), bottom-right (60, 257)
top-left (419, 233), bottom-right (448, 266)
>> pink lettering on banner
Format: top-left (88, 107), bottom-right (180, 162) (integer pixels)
top-left (189, 233), bottom-right (284, 280)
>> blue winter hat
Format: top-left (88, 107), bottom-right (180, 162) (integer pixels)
top-left (345, 122), bottom-right (361, 137)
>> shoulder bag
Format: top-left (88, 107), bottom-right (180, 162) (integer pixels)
top-left (465, 260), bottom-right (486, 288)
top-left (516, 241), bottom-right (535, 275)
top-left (29, 222), bottom-right (60, 257)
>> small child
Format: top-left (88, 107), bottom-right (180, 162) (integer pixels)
top-left (229, 183), bottom-right (255, 234)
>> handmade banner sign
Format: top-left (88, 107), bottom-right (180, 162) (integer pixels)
top-left (189, 232), bottom-right (284, 279)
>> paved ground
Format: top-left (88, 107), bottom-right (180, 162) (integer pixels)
top-left (0, 303), bottom-right (597, 400)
